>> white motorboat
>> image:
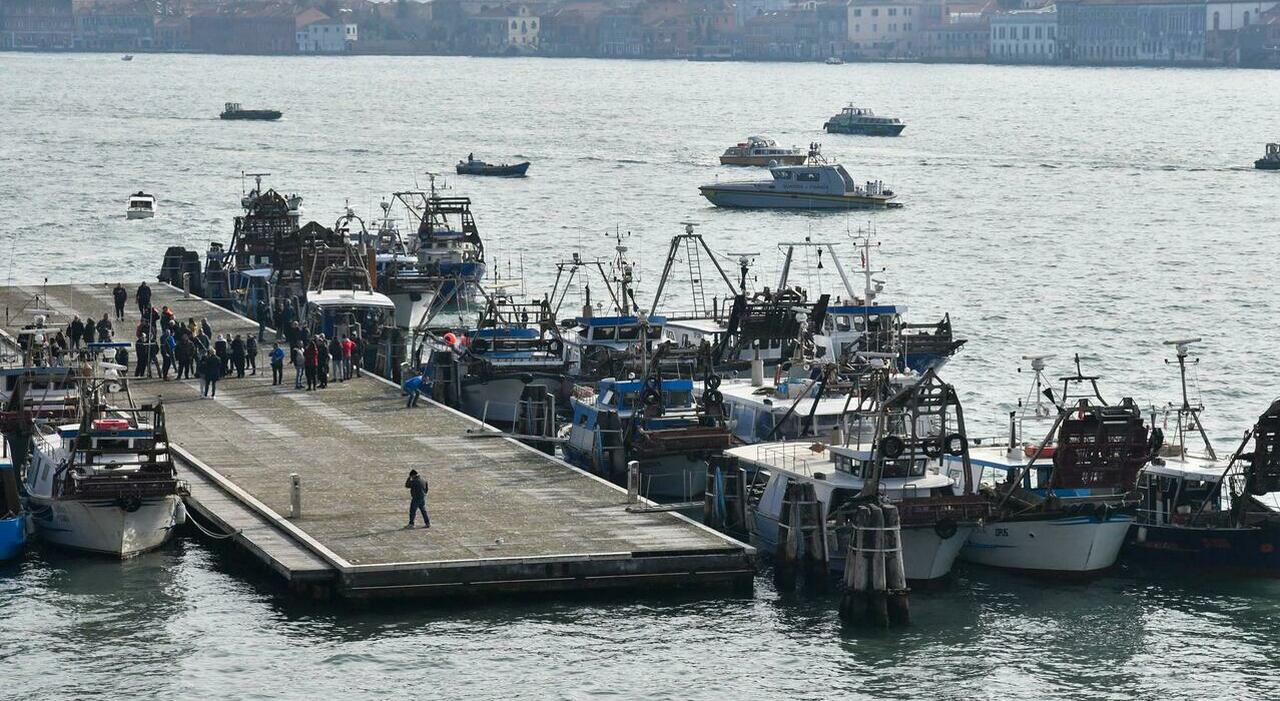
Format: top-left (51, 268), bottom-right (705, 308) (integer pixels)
top-left (719, 136), bottom-right (806, 167)
top-left (699, 146), bottom-right (899, 210)
top-left (25, 399), bottom-right (186, 558)
top-left (127, 192), bottom-right (155, 219)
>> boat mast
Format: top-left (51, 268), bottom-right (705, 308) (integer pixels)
top-left (1163, 337), bottom-right (1217, 461)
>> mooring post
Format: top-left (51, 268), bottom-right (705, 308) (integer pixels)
top-left (883, 504), bottom-right (910, 626)
top-left (289, 473), bottom-right (302, 518)
top-left (182, 272), bottom-right (191, 298)
top-left (869, 504), bottom-right (889, 628)
top-left (627, 460), bottom-right (640, 503)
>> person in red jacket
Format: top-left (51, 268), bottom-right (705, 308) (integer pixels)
top-left (340, 335), bottom-right (356, 381)
top-left (304, 340), bottom-right (319, 391)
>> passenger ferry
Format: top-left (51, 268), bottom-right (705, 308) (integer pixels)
top-left (25, 397), bottom-right (187, 558)
top-left (823, 105), bottom-right (906, 136)
top-left (699, 146), bottom-right (899, 210)
top-left (719, 136), bottom-right (807, 167)
top-left (126, 192), bottom-right (155, 219)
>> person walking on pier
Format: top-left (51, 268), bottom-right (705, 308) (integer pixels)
top-left (404, 469), bottom-right (430, 529)
top-left (201, 350), bottom-right (222, 398)
top-left (246, 335), bottom-right (258, 376)
top-left (112, 283), bottom-right (127, 320)
top-left (230, 334), bottom-right (247, 379)
top-left (270, 342), bottom-right (285, 386)
top-left (136, 281), bottom-right (152, 317)
top-left (329, 335), bottom-right (343, 384)
top-left (403, 368), bottom-right (425, 408)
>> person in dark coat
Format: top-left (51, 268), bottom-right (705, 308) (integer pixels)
top-left (304, 340), bottom-right (319, 391)
top-left (352, 335), bottom-right (365, 378)
top-left (112, 283), bottom-right (127, 320)
top-left (246, 336), bottom-right (258, 376)
top-left (134, 335), bottom-right (148, 378)
top-left (230, 334), bottom-right (246, 379)
top-left (68, 316), bottom-right (85, 351)
top-left (146, 334), bottom-right (162, 378)
top-left (176, 334), bottom-right (194, 380)
top-left (200, 317), bottom-right (213, 340)
top-left (114, 345), bottom-right (129, 371)
top-left (269, 342), bottom-right (285, 386)
top-left (256, 297), bottom-right (271, 341)
top-left (97, 314), bottom-right (113, 343)
top-left (159, 330), bottom-right (175, 380)
top-left (214, 335), bottom-right (229, 376)
top-left (328, 335), bottom-right (343, 383)
top-left (201, 350), bottom-right (222, 398)
top-left (404, 469), bottom-right (430, 529)
top-left (316, 336), bottom-right (331, 389)
top-left (136, 281), bottom-right (152, 316)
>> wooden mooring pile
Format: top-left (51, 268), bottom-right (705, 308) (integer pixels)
top-left (839, 503), bottom-right (910, 628)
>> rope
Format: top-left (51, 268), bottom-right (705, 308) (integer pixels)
top-left (184, 502), bottom-right (240, 540)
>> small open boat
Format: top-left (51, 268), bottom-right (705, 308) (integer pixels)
top-left (456, 157), bottom-right (530, 177)
top-left (220, 102), bottom-right (282, 121)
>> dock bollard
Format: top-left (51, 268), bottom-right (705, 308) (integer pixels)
top-left (290, 473), bottom-right (302, 518)
top-left (182, 272), bottom-right (191, 298)
top-left (627, 460), bottom-right (640, 503)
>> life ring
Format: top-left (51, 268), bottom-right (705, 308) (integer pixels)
top-left (945, 433), bottom-right (966, 456)
top-left (705, 375), bottom-right (722, 390)
top-left (922, 438), bottom-right (944, 459)
top-left (934, 518), bottom-right (958, 540)
top-left (879, 435), bottom-right (905, 459)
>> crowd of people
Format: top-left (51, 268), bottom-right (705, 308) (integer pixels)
top-left (41, 282), bottom-right (367, 399)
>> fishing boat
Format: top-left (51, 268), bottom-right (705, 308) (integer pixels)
top-left (942, 356), bottom-right (1150, 575)
top-left (25, 392), bottom-right (186, 558)
top-left (719, 136), bottom-right (807, 167)
top-left (1255, 143), bottom-right (1280, 170)
top-left (121, 54), bottom-right (133, 61)
top-left (392, 179), bottom-right (487, 309)
top-left (126, 192), bottom-right (155, 219)
top-left (698, 145), bottom-right (899, 210)
top-left (220, 102), bottom-right (282, 121)
top-left (456, 156), bottom-right (530, 177)
top-left (425, 296), bottom-right (569, 426)
top-left (303, 253), bottom-right (396, 343)
top-left (823, 105), bottom-right (906, 136)
top-left (824, 56), bottom-right (845, 65)
top-left (0, 458), bottom-right (24, 562)
top-left (731, 370), bottom-right (989, 581)
top-left (1125, 339), bottom-right (1280, 574)
top-left (564, 371), bottom-right (733, 501)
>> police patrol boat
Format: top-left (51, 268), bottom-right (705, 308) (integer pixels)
top-left (698, 145), bottom-right (899, 210)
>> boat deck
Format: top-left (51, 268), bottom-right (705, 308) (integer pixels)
top-left (0, 282), bottom-right (753, 600)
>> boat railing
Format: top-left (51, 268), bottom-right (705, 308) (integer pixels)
top-left (757, 442), bottom-right (831, 477)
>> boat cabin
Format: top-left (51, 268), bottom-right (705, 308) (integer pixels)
top-left (833, 106), bottom-right (900, 125)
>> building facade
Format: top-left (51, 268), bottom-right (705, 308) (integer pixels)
top-left (990, 5), bottom-right (1056, 61)
top-left (847, 0), bottom-right (919, 56)
top-left (1, 0), bottom-right (74, 50)
top-left (74, 2), bottom-right (155, 51)
top-left (1057, 0), bottom-right (1206, 64)
top-left (297, 19), bottom-right (357, 52)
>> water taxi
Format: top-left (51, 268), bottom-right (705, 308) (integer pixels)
top-left (719, 136), bottom-right (806, 167)
top-left (824, 105), bottom-right (906, 136)
top-left (127, 192), bottom-right (155, 219)
top-left (699, 146), bottom-right (899, 210)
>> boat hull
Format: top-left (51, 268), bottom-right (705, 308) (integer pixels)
top-left (28, 495), bottom-right (180, 558)
top-left (126, 210), bottom-right (155, 220)
top-left (961, 512), bottom-right (1132, 574)
top-left (1255, 159), bottom-right (1280, 170)
top-left (0, 514), bottom-right (26, 562)
top-left (1125, 522), bottom-right (1280, 575)
top-left (699, 186), bottom-right (897, 210)
top-left (385, 290), bottom-right (435, 329)
top-left (459, 375), bottom-right (565, 426)
top-left (719, 155), bottom-right (807, 167)
top-left (221, 111), bottom-right (282, 121)
top-left (456, 162), bottom-right (530, 177)
top-left (824, 122), bottom-right (906, 136)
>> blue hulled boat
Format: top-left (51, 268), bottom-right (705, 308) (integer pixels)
top-left (0, 460), bottom-right (26, 562)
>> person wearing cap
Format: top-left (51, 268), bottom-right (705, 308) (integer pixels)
top-left (404, 469), bottom-right (430, 529)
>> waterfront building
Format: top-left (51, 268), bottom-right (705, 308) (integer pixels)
top-left (1, 0), bottom-right (74, 50)
top-left (1206, 0), bottom-right (1280, 61)
top-left (296, 10), bottom-right (357, 53)
top-left (742, 7), bottom-right (821, 58)
top-left (847, 0), bottom-right (919, 57)
top-left (1237, 4), bottom-right (1280, 65)
top-left (466, 3), bottom-right (540, 52)
top-left (189, 2), bottom-right (296, 54)
top-left (1057, 0), bottom-right (1206, 64)
top-left (920, 1), bottom-right (993, 60)
top-left (73, 0), bottom-right (155, 51)
top-left (989, 4), bottom-right (1057, 62)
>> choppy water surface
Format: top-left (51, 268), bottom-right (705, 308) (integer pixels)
top-left (2, 54), bottom-right (1279, 699)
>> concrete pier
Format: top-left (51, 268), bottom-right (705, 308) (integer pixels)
top-left (0, 282), bottom-right (754, 600)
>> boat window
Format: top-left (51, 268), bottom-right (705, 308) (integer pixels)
top-left (595, 326), bottom-right (616, 341)
top-left (835, 166), bottom-right (856, 189)
top-left (601, 389), bottom-right (615, 405)
top-left (664, 390), bottom-right (691, 406)
top-left (774, 171), bottom-right (792, 180)
top-left (577, 413), bottom-right (588, 426)
top-left (93, 437), bottom-right (132, 453)
top-left (647, 327), bottom-right (663, 339)
top-left (618, 326), bottom-right (640, 341)
top-left (835, 315), bottom-right (851, 332)
top-left (796, 172), bottom-right (820, 182)
top-left (681, 333), bottom-right (689, 346)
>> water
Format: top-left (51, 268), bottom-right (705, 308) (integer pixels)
top-left (3, 53), bottom-right (1280, 698)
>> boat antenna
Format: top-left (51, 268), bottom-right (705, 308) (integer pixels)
top-left (1163, 337), bottom-right (1216, 460)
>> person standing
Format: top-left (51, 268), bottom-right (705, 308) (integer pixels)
top-left (329, 335), bottom-right (343, 383)
top-left (352, 334), bottom-right (365, 378)
top-left (201, 350), bottom-right (222, 398)
top-left (160, 330), bottom-right (175, 380)
top-left (214, 334), bottom-right (229, 376)
top-left (403, 368), bottom-right (425, 408)
top-left (340, 335), bottom-right (355, 381)
top-left (404, 469), bottom-right (430, 529)
top-left (256, 297), bottom-right (270, 342)
top-left (269, 342), bottom-right (285, 386)
top-left (316, 336), bottom-right (330, 389)
top-left (147, 333), bottom-right (162, 378)
top-left (134, 335), bottom-right (148, 378)
top-left (304, 340), bottom-right (319, 391)
top-left (68, 316), bottom-right (85, 351)
top-left (176, 333), bottom-right (194, 380)
top-left (112, 283), bottom-right (127, 320)
top-left (292, 343), bottom-right (305, 389)
top-left (246, 335), bottom-right (259, 376)
top-left (136, 280), bottom-right (152, 316)
top-left (230, 334), bottom-right (246, 379)
top-left (97, 314), bottom-right (113, 343)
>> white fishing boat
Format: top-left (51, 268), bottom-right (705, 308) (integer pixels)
top-left (25, 398), bottom-right (186, 558)
top-left (127, 192), bottom-right (155, 219)
top-left (699, 146), bottom-right (899, 210)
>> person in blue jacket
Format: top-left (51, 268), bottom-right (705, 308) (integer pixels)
top-left (403, 369), bottom-right (425, 408)
top-left (269, 342), bottom-right (286, 386)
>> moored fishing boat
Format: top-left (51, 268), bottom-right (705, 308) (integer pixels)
top-left (0, 459), bottom-right (25, 562)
